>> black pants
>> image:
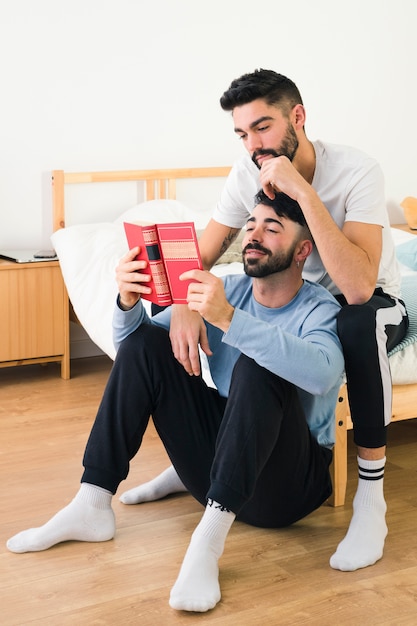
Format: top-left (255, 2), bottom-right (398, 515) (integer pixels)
top-left (82, 324), bottom-right (332, 528)
top-left (336, 289), bottom-right (408, 448)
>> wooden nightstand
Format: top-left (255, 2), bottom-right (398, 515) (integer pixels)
top-left (0, 259), bottom-right (70, 378)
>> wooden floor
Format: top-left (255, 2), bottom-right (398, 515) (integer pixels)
top-left (2, 357), bottom-right (417, 626)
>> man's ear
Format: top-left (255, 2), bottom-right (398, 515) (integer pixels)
top-left (295, 239), bottom-right (313, 263)
top-left (292, 104), bottom-right (306, 130)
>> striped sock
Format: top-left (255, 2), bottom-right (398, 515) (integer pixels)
top-left (330, 456), bottom-right (387, 571)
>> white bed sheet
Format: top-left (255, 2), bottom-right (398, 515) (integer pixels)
top-left (388, 228), bottom-right (417, 384)
top-left (51, 206), bottom-right (417, 385)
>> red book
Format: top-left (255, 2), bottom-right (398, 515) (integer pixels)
top-left (123, 221), bottom-right (203, 306)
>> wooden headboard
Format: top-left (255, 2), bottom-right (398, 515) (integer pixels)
top-left (51, 167), bottom-right (231, 231)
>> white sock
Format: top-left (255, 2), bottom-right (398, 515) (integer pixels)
top-left (119, 465), bottom-right (187, 504)
top-left (330, 456), bottom-right (387, 571)
top-left (169, 499), bottom-right (236, 612)
top-left (7, 483), bottom-right (115, 553)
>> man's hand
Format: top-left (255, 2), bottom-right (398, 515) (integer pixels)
top-left (169, 305), bottom-right (211, 376)
top-left (259, 155), bottom-right (310, 202)
top-left (181, 269), bottom-right (235, 333)
top-left (115, 247), bottom-right (152, 310)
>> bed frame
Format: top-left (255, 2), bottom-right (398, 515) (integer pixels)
top-left (51, 167), bottom-right (232, 230)
top-left (51, 167), bottom-right (417, 508)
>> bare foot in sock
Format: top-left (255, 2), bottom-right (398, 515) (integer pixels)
top-left (169, 535), bottom-right (221, 612)
top-left (119, 465), bottom-right (187, 504)
top-left (7, 485), bottom-right (115, 553)
top-left (330, 498), bottom-right (387, 571)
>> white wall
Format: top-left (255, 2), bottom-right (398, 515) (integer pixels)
top-left (1, 0), bottom-right (416, 249)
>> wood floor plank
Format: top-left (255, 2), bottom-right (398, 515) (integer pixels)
top-left (1, 357), bottom-right (417, 625)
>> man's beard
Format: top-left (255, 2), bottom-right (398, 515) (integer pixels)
top-left (251, 123), bottom-right (299, 169)
top-left (243, 242), bottom-right (297, 277)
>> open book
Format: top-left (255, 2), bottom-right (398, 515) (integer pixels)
top-left (123, 221), bottom-right (203, 306)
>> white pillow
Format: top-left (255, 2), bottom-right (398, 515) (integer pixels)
top-left (51, 199), bottom-right (211, 359)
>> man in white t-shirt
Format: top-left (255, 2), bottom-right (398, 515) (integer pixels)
top-left (135, 69), bottom-right (409, 572)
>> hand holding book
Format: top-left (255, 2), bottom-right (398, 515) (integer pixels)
top-left (114, 246), bottom-right (153, 310)
top-left (123, 221), bottom-right (203, 306)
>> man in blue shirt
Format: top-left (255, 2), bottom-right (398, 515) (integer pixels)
top-left (7, 191), bottom-right (344, 613)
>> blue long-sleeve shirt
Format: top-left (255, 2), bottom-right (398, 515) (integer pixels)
top-left (113, 276), bottom-right (344, 448)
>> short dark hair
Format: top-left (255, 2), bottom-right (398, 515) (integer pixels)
top-left (220, 69), bottom-right (303, 116)
top-left (254, 190), bottom-right (311, 239)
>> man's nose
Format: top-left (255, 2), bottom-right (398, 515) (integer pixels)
top-left (248, 227), bottom-right (261, 242)
top-left (246, 133), bottom-right (262, 153)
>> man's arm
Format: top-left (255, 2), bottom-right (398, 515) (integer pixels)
top-left (198, 219), bottom-right (241, 270)
top-left (169, 219), bottom-right (241, 376)
top-left (183, 269), bottom-right (344, 395)
top-left (260, 157), bottom-right (382, 304)
top-left (112, 247), bottom-right (155, 349)
top-left (224, 301), bottom-right (344, 396)
top-left (295, 186), bottom-right (381, 303)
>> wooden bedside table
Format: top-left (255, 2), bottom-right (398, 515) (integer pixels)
top-left (0, 259), bottom-right (70, 378)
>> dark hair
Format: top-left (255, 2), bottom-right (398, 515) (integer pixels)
top-left (220, 69), bottom-right (303, 116)
top-left (254, 189), bottom-right (311, 238)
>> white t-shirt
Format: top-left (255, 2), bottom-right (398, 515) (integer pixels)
top-left (212, 140), bottom-right (401, 298)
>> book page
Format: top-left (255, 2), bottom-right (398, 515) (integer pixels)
top-left (156, 223), bottom-right (202, 304)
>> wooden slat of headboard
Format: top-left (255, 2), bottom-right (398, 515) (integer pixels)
top-left (52, 166), bottom-right (231, 231)
top-left (52, 170), bottom-right (66, 230)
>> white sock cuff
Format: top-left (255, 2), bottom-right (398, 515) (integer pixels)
top-left (78, 483), bottom-right (112, 509)
top-left (189, 500), bottom-right (235, 563)
top-left (193, 500), bottom-right (235, 544)
top-left (357, 456), bottom-right (386, 469)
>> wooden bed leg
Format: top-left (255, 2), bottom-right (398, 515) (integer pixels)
top-left (60, 277), bottom-right (70, 380)
top-left (329, 384), bottom-right (348, 506)
top-left (60, 353), bottom-right (70, 380)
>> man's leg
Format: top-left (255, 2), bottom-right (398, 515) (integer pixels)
top-left (7, 325), bottom-right (217, 553)
top-left (169, 355), bottom-right (332, 612)
top-left (330, 293), bottom-right (408, 571)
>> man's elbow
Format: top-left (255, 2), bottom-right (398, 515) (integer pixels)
top-left (309, 358), bottom-right (344, 395)
top-left (345, 289), bottom-right (375, 306)
top-left (312, 378), bottom-right (341, 396)
top-left (342, 279), bottom-right (376, 305)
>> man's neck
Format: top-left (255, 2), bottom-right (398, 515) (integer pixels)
top-left (293, 137), bottom-right (316, 184)
top-left (252, 273), bottom-right (304, 309)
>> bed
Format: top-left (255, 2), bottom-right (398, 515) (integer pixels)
top-left (50, 167), bottom-right (417, 507)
